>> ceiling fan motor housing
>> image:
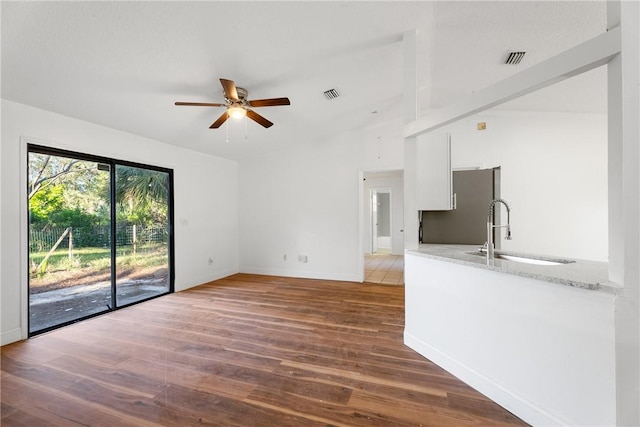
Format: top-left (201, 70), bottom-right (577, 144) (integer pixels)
top-left (235, 87), bottom-right (248, 100)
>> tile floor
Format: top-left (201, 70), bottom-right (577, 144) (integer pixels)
top-left (364, 250), bottom-right (404, 285)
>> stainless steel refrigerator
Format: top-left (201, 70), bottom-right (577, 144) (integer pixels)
top-left (420, 168), bottom-right (498, 245)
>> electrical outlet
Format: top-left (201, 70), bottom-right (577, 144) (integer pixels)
top-left (298, 255), bottom-right (308, 263)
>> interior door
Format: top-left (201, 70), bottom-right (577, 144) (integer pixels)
top-left (376, 191), bottom-right (391, 250)
top-left (371, 190), bottom-right (378, 253)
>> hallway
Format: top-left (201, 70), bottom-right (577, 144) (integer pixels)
top-left (364, 251), bottom-right (404, 285)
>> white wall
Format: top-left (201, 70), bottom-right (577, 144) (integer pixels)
top-left (442, 110), bottom-right (608, 261)
top-left (237, 108), bottom-right (607, 282)
top-left (363, 172), bottom-right (404, 255)
top-left (0, 100), bottom-right (239, 345)
top-left (238, 117), bottom-right (405, 281)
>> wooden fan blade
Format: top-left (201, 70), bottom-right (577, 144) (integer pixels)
top-left (246, 109), bottom-right (273, 128)
top-left (248, 97), bottom-right (291, 107)
top-left (175, 102), bottom-right (226, 107)
top-left (220, 78), bottom-right (239, 100)
top-left (209, 111), bottom-right (229, 129)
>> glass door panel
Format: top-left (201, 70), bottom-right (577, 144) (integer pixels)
top-left (115, 165), bottom-right (171, 306)
top-left (28, 151), bottom-right (112, 334)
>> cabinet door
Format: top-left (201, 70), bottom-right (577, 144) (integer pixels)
top-left (416, 132), bottom-right (452, 210)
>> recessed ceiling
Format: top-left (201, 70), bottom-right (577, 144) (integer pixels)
top-left (1, 1), bottom-right (607, 161)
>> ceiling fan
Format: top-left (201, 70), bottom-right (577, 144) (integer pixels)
top-left (175, 78), bottom-right (290, 129)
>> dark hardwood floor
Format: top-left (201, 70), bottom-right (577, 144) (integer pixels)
top-left (1, 274), bottom-right (528, 426)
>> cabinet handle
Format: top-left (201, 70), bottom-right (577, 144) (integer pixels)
top-left (452, 193), bottom-right (457, 210)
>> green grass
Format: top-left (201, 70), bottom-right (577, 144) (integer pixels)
top-left (29, 244), bottom-right (167, 276)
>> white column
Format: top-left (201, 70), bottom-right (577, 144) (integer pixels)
top-left (608, 0), bottom-right (624, 284)
top-left (609, 0), bottom-right (640, 425)
top-left (403, 29), bottom-right (419, 251)
top-left (403, 12), bottom-right (433, 251)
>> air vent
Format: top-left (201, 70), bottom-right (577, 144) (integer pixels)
top-left (503, 51), bottom-right (526, 65)
top-left (323, 88), bottom-right (340, 100)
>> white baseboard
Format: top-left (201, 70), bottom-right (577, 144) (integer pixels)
top-left (403, 331), bottom-right (567, 427)
top-left (176, 269), bottom-right (239, 291)
top-left (1, 327), bottom-right (24, 346)
top-left (240, 267), bottom-right (361, 283)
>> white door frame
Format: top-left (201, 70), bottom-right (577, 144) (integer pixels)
top-left (359, 170), bottom-right (404, 283)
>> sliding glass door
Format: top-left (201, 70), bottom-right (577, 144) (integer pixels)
top-left (28, 145), bottom-right (174, 335)
top-left (28, 152), bottom-right (112, 332)
top-left (115, 165), bottom-right (171, 306)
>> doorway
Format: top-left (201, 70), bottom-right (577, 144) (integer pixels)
top-left (27, 144), bottom-right (174, 335)
top-left (362, 170), bottom-right (404, 285)
top-left (370, 188), bottom-right (392, 253)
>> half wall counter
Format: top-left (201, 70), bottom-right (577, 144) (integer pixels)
top-left (404, 244), bottom-right (616, 426)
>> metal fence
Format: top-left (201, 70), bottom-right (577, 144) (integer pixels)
top-left (29, 225), bottom-right (168, 253)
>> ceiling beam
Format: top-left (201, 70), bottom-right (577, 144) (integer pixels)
top-left (404, 27), bottom-right (621, 139)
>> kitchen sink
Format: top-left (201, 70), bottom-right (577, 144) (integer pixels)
top-left (467, 251), bottom-right (575, 266)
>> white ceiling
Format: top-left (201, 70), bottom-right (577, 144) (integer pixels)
top-left (2, 1), bottom-right (607, 161)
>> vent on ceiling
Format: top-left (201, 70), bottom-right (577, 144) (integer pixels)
top-left (503, 51), bottom-right (526, 65)
top-left (323, 88), bottom-right (340, 100)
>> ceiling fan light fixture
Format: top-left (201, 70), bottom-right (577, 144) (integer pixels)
top-left (175, 78), bottom-right (289, 129)
top-left (228, 106), bottom-right (246, 119)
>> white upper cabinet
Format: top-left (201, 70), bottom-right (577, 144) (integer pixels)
top-left (416, 132), bottom-right (453, 210)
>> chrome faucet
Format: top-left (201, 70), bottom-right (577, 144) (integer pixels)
top-left (486, 199), bottom-right (512, 261)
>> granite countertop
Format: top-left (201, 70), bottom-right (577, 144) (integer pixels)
top-left (406, 244), bottom-right (616, 292)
